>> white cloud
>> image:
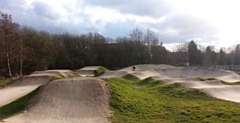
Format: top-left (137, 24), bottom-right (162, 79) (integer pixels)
top-left (84, 0), bottom-right (172, 18)
top-left (0, 0), bottom-right (239, 49)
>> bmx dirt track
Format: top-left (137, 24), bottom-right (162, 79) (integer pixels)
top-left (3, 78), bottom-right (111, 123)
top-left (100, 64), bottom-right (240, 103)
top-left (0, 76), bottom-right (49, 108)
top-left (0, 69), bottom-right (77, 108)
top-left (2, 64), bottom-right (240, 122)
top-left (75, 66), bottom-right (101, 76)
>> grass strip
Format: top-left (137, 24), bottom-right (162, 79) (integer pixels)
top-left (236, 72), bottom-right (240, 75)
top-left (50, 75), bottom-right (65, 81)
top-left (0, 87), bottom-right (41, 120)
top-left (197, 77), bottom-right (216, 81)
top-left (94, 67), bottom-right (108, 77)
top-left (220, 80), bottom-right (240, 85)
top-left (70, 71), bottom-right (81, 77)
top-left (196, 77), bottom-right (240, 85)
top-left (0, 77), bottom-right (20, 89)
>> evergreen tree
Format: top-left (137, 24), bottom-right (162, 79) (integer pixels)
top-left (234, 44), bottom-right (240, 65)
top-left (217, 48), bottom-right (226, 65)
top-left (188, 41), bottom-right (202, 65)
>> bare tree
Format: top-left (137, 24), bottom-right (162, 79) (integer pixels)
top-left (174, 42), bottom-right (189, 65)
top-left (129, 28), bottom-right (143, 42)
top-left (17, 26), bottom-right (36, 76)
top-left (234, 44), bottom-right (240, 65)
top-left (0, 13), bottom-right (20, 77)
top-left (175, 42), bottom-right (188, 52)
top-left (144, 28), bottom-right (158, 63)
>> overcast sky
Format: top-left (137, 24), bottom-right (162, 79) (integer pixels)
top-left (0, 0), bottom-right (239, 50)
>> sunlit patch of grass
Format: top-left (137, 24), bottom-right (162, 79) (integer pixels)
top-left (107, 76), bottom-right (240, 123)
top-left (123, 74), bottom-right (140, 82)
top-left (94, 67), bottom-right (108, 77)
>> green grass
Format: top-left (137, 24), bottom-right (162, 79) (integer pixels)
top-left (50, 71), bottom-right (82, 81)
top-left (123, 74), bottom-right (140, 81)
top-left (197, 77), bottom-right (216, 81)
top-left (196, 77), bottom-right (240, 85)
top-left (220, 80), bottom-right (240, 85)
top-left (0, 77), bottom-right (20, 89)
top-left (94, 67), bottom-right (108, 77)
top-left (107, 76), bottom-right (240, 123)
top-left (50, 75), bottom-right (65, 81)
top-left (69, 71), bottom-right (81, 77)
top-left (236, 72), bottom-right (240, 75)
top-left (0, 87), bottom-right (41, 120)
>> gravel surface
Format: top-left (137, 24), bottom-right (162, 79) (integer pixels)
top-left (3, 78), bottom-right (110, 123)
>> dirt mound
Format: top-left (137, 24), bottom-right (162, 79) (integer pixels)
top-left (75, 66), bottom-right (101, 76)
top-left (79, 66), bottom-right (102, 70)
top-left (154, 76), bottom-right (199, 84)
top-left (120, 64), bottom-right (174, 71)
top-left (126, 64), bottom-right (240, 103)
top-left (0, 69), bottom-right (76, 109)
top-left (199, 86), bottom-right (240, 103)
top-left (155, 66), bottom-right (240, 82)
top-left (131, 70), bottom-right (161, 80)
top-left (29, 70), bottom-right (75, 77)
top-left (154, 75), bottom-right (240, 103)
top-left (100, 64), bottom-right (172, 79)
top-left (0, 76), bottom-right (49, 107)
top-left (3, 78), bottom-right (110, 123)
top-left (101, 64), bottom-right (240, 82)
top-left (156, 67), bottom-right (225, 77)
top-left (180, 80), bottom-right (226, 88)
top-left (100, 65), bottom-right (240, 82)
top-left (100, 70), bottom-right (129, 78)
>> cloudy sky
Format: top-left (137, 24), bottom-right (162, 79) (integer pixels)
top-left (1, 0), bottom-right (239, 50)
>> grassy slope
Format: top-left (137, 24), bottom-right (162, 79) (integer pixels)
top-left (197, 77), bottom-right (216, 81)
top-left (0, 87), bottom-right (41, 120)
top-left (94, 67), bottom-right (108, 77)
top-left (0, 72), bottom-right (80, 120)
top-left (107, 76), bottom-right (240, 123)
top-left (0, 77), bottom-right (19, 89)
top-left (50, 71), bottom-right (81, 81)
top-left (236, 72), bottom-right (240, 75)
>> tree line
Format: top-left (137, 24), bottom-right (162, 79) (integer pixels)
top-left (0, 12), bottom-right (240, 77)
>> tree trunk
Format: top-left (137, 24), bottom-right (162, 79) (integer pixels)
top-left (20, 56), bottom-right (22, 76)
top-left (4, 33), bottom-right (12, 78)
top-left (20, 35), bottom-right (23, 76)
top-left (7, 52), bottom-right (12, 77)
